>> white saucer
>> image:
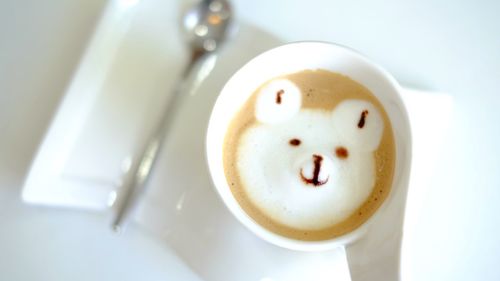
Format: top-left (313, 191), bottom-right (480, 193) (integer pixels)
top-left (21, 1), bottom-right (453, 280)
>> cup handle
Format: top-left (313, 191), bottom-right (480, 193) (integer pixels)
top-left (342, 187), bottom-right (407, 281)
top-left (343, 227), bottom-right (402, 281)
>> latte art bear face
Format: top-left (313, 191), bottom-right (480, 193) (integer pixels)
top-left (237, 79), bottom-right (384, 230)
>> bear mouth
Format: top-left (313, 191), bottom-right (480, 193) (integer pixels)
top-left (300, 154), bottom-right (329, 187)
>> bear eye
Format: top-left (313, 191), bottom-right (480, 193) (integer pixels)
top-left (289, 138), bottom-right (301, 146)
top-left (335, 146), bottom-right (349, 159)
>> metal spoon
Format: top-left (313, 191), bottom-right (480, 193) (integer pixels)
top-left (112, 0), bottom-right (233, 232)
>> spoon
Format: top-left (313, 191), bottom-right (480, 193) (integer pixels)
top-left (112, 0), bottom-right (233, 232)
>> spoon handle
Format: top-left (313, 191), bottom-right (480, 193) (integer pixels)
top-left (112, 50), bottom-right (206, 232)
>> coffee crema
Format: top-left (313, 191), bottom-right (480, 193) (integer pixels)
top-left (223, 69), bottom-right (395, 241)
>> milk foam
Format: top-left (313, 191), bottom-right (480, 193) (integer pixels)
top-left (237, 95), bottom-right (384, 230)
top-left (255, 79), bottom-right (302, 124)
top-left (332, 100), bottom-right (384, 151)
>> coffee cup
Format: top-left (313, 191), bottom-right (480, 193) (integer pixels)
top-left (206, 41), bottom-right (411, 260)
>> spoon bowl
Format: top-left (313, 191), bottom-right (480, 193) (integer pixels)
top-left (183, 0), bottom-right (233, 55)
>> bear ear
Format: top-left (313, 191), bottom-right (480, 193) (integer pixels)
top-left (255, 79), bottom-right (302, 124)
top-left (332, 100), bottom-right (384, 151)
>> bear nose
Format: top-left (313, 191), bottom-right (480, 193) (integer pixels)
top-left (296, 153), bottom-right (334, 187)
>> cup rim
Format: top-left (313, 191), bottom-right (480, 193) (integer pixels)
top-left (206, 41), bottom-right (409, 251)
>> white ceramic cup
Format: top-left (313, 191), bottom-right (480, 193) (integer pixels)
top-left (206, 41), bottom-right (411, 258)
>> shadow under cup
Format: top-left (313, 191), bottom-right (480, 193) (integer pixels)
top-left (206, 41), bottom-right (411, 252)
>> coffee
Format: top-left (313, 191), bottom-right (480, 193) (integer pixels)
top-left (223, 69), bottom-right (395, 241)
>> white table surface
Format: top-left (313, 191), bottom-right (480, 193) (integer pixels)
top-left (1, 0), bottom-right (499, 280)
